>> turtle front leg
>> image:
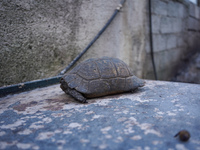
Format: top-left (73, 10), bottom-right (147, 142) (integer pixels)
top-left (67, 88), bottom-right (87, 103)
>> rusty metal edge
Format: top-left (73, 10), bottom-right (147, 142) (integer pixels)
top-left (0, 76), bottom-right (62, 98)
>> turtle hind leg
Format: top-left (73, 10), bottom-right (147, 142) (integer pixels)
top-left (67, 88), bottom-right (87, 103)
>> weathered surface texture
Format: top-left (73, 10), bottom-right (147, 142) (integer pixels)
top-left (0, 80), bottom-right (200, 150)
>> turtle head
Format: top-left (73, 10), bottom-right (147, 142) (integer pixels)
top-left (132, 76), bottom-right (145, 88)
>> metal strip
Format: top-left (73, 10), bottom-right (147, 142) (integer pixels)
top-left (0, 76), bottom-right (62, 97)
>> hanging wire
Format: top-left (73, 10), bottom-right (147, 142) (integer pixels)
top-left (148, 0), bottom-right (158, 80)
top-left (59, 0), bottom-right (126, 75)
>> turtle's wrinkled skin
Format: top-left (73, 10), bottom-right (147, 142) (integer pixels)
top-left (60, 57), bottom-right (145, 103)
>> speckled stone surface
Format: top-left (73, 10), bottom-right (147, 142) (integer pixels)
top-left (0, 80), bottom-right (200, 150)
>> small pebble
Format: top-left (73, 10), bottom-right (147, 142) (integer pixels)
top-left (174, 130), bottom-right (190, 142)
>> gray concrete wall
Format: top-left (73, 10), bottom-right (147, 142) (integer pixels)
top-left (144, 0), bottom-right (200, 80)
top-left (0, 0), bottom-right (148, 86)
top-left (0, 0), bottom-right (200, 86)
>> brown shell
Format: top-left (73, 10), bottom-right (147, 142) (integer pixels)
top-left (62, 57), bottom-right (144, 98)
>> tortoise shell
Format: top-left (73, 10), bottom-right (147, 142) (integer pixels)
top-left (60, 57), bottom-right (145, 103)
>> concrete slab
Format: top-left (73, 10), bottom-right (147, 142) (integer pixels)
top-left (0, 80), bottom-right (200, 150)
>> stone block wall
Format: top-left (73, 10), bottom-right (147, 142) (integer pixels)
top-left (187, 2), bottom-right (200, 50)
top-left (144, 0), bottom-right (200, 80)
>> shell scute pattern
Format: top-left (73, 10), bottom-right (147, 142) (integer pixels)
top-left (60, 57), bottom-right (145, 103)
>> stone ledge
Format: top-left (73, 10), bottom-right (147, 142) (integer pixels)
top-left (0, 80), bottom-right (200, 149)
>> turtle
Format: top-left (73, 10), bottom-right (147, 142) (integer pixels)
top-left (60, 57), bottom-right (145, 103)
